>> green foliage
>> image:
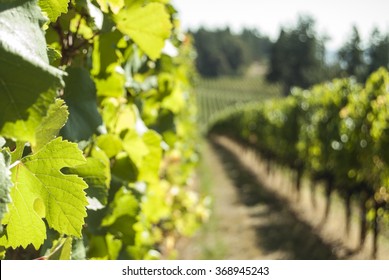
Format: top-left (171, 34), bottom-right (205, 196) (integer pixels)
top-left (0, 145), bottom-right (12, 233)
top-left (196, 76), bottom-right (281, 132)
top-left (2, 138), bottom-right (88, 249)
top-left (114, 2), bottom-right (172, 60)
top-left (266, 16), bottom-right (326, 95)
top-left (0, 0), bottom-right (207, 259)
top-left (192, 28), bottom-right (271, 77)
top-left (366, 29), bottom-right (389, 77)
top-left (39, 0), bottom-right (70, 22)
top-left (60, 67), bottom-right (103, 142)
top-left (0, 0), bottom-right (64, 129)
top-left (338, 26), bottom-right (366, 81)
top-left (336, 26), bottom-right (389, 82)
top-left (210, 68), bottom-right (389, 247)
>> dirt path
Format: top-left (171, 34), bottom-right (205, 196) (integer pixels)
top-left (177, 137), bottom-right (389, 260)
top-left (177, 140), bottom-right (267, 259)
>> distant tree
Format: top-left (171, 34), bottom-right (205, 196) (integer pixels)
top-left (219, 29), bottom-right (247, 73)
top-left (267, 29), bottom-right (287, 83)
top-left (366, 28), bottom-right (389, 76)
top-left (337, 26), bottom-right (366, 81)
top-left (192, 28), bottom-right (222, 77)
top-left (192, 28), bottom-right (246, 77)
top-left (240, 28), bottom-right (272, 62)
top-left (266, 16), bottom-right (326, 95)
top-left (191, 27), bottom-right (273, 77)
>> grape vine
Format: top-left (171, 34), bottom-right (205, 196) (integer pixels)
top-left (0, 0), bottom-right (208, 259)
top-left (209, 69), bottom-right (389, 257)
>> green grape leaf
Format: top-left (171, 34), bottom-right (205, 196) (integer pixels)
top-left (2, 137), bottom-right (88, 249)
top-left (1, 91), bottom-right (54, 145)
top-left (69, 14), bottom-right (94, 39)
top-left (1, 91), bottom-right (69, 153)
top-left (64, 157), bottom-right (110, 206)
top-left (119, 130), bottom-right (162, 183)
top-left (71, 238), bottom-right (86, 260)
top-left (47, 46), bottom-right (62, 64)
top-left (91, 31), bottom-right (122, 77)
top-left (115, 2), bottom-right (172, 60)
top-left (141, 181), bottom-right (170, 223)
top-left (47, 237), bottom-right (73, 260)
top-left (161, 87), bottom-right (185, 114)
top-left (35, 98), bottom-right (69, 151)
top-left (102, 187), bottom-right (138, 227)
top-left (122, 130), bottom-right (148, 167)
top-left (0, 0), bottom-right (64, 130)
top-left (95, 72), bottom-right (126, 98)
top-left (96, 134), bottom-right (123, 158)
top-left (96, 0), bottom-right (109, 13)
top-left (61, 67), bottom-right (103, 142)
top-left (101, 101), bottom-right (136, 134)
top-left (105, 233), bottom-right (122, 260)
top-left (138, 130), bottom-right (162, 182)
top-left (0, 149), bottom-right (12, 232)
top-left (38, 0), bottom-right (70, 22)
top-left (10, 141), bottom-right (26, 164)
top-left (111, 153), bottom-right (138, 183)
top-left (96, 0), bottom-right (125, 14)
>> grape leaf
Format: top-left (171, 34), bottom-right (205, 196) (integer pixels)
top-left (138, 130), bottom-right (162, 182)
top-left (95, 71), bottom-right (126, 98)
top-left (64, 157), bottom-right (110, 206)
top-left (39, 0), bottom-right (70, 22)
top-left (96, 0), bottom-right (125, 14)
top-left (91, 31), bottom-right (122, 77)
top-left (161, 87), bottom-right (185, 114)
top-left (0, 0), bottom-right (64, 129)
top-left (102, 187), bottom-right (138, 227)
top-left (101, 101), bottom-right (136, 134)
top-left (35, 98), bottom-right (69, 151)
top-left (1, 91), bottom-right (53, 144)
top-left (61, 67), bottom-right (103, 142)
top-left (0, 148), bottom-right (12, 233)
top-left (141, 181), bottom-right (170, 223)
top-left (2, 137), bottom-right (88, 249)
top-left (122, 130), bottom-right (148, 167)
top-left (96, 134), bottom-right (123, 158)
top-left (47, 237), bottom-right (72, 260)
top-left (111, 153), bottom-right (138, 183)
top-left (71, 238), bottom-right (86, 260)
top-left (115, 2), bottom-right (172, 60)
top-left (1, 92), bottom-right (69, 153)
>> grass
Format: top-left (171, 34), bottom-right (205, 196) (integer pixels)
top-left (191, 139), bottom-right (228, 259)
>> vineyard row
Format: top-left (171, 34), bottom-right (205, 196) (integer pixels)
top-left (209, 68), bottom-right (389, 257)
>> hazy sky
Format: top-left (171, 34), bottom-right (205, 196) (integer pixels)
top-left (172, 0), bottom-right (389, 49)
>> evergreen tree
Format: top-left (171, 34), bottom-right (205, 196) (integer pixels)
top-left (266, 16), bottom-right (326, 95)
top-left (338, 26), bottom-right (366, 81)
top-left (367, 28), bottom-right (389, 76)
top-left (191, 28), bottom-right (271, 77)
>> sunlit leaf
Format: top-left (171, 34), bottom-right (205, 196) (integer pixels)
top-left (115, 2), bottom-right (172, 60)
top-left (0, 0), bottom-right (64, 130)
top-left (39, 0), bottom-right (70, 22)
top-left (2, 138), bottom-right (87, 249)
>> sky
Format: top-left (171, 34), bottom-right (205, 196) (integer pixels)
top-left (172, 0), bottom-right (389, 50)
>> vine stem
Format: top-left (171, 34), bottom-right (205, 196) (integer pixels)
top-left (9, 160), bottom-right (21, 169)
top-left (33, 237), bottom-right (68, 260)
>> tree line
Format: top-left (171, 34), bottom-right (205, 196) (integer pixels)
top-left (191, 28), bottom-right (271, 77)
top-left (191, 16), bottom-right (389, 95)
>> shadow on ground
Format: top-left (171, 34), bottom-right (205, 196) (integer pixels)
top-left (211, 140), bottom-right (338, 260)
